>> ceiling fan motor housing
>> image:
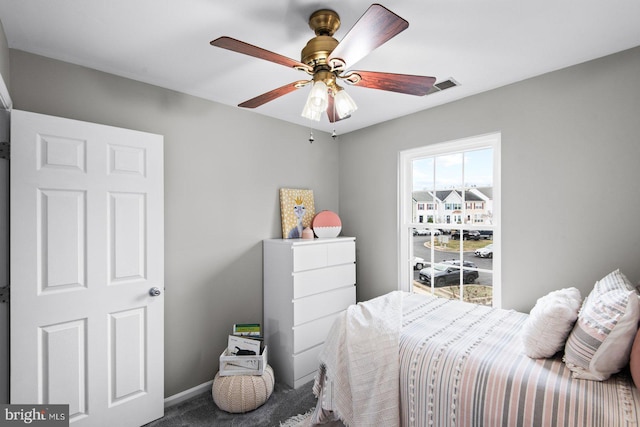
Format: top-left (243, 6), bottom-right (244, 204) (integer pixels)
top-left (301, 35), bottom-right (339, 68)
top-left (301, 9), bottom-right (341, 68)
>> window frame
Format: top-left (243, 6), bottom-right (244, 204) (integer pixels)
top-left (397, 132), bottom-right (502, 307)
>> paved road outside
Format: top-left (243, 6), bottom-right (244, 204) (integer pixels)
top-left (412, 235), bottom-right (494, 286)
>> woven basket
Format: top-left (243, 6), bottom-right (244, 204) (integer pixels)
top-left (211, 364), bottom-right (275, 413)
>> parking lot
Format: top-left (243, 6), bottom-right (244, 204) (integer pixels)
top-left (412, 235), bottom-right (493, 286)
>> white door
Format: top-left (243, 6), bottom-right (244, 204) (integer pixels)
top-left (10, 110), bottom-right (164, 426)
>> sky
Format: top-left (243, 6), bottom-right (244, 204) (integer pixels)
top-left (413, 147), bottom-right (493, 191)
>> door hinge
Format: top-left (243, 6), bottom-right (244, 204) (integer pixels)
top-left (0, 141), bottom-right (8, 160)
top-left (0, 287), bottom-right (8, 303)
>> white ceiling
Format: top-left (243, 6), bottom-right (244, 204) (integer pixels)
top-left (1, 0), bottom-right (639, 135)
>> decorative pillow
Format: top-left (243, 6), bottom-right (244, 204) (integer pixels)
top-left (630, 328), bottom-right (640, 388)
top-left (521, 287), bottom-right (582, 358)
top-left (563, 269), bottom-right (639, 381)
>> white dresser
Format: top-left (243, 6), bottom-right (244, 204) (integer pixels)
top-left (263, 237), bottom-right (356, 389)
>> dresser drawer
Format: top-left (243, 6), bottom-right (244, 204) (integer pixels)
top-left (292, 244), bottom-right (327, 271)
top-left (293, 344), bottom-right (323, 383)
top-left (293, 264), bottom-right (355, 299)
top-left (292, 240), bottom-right (355, 272)
top-left (293, 311), bottom-right (342, 353)
top-left (327, 241), bottom-right (355, 266)
top-left (293, 286), bottom-right (355, 326)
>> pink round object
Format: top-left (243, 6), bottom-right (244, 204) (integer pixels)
top-left (312, 211), bottom-right (342, 238)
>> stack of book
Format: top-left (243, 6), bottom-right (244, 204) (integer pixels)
top-left (219, 323), bottom-right (267, 376)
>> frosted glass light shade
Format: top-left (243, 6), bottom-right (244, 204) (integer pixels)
top-left (334, 89), bottom-right (357, 118)
top-left (307, 81), bottom-right (329, 111)
top-left (301, 102), bottom-right (322, 121)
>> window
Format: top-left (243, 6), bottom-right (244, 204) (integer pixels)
top-left (417, 203), bottom-right (425, 210)
top-left (399, 133), bottom-right (501, 307)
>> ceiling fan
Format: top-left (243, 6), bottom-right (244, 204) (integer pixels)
top-left (210, 3), bottom-right (436, 123)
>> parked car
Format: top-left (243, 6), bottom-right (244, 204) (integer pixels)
top-left (474, 244), bottom-right (493, 258)
top-left (412, 256), bottom-right (425, 270)
top-left (478, 230), bottom-right (493, 239)
top-left (450, 230), bottom-right (481, 240)
top-left (412, 228), bottom-right (441, 236)
top-left (419, 260), bottom-right (479, 286)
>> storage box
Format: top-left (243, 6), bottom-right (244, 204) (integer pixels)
top-left (219, 346), bottom-right (268, 376)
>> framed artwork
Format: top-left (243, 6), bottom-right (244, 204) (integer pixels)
top-left (279, 188), bottom-right (315, 239)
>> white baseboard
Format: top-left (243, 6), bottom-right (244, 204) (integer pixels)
top-left (164, 380), bottom-right (213, 408)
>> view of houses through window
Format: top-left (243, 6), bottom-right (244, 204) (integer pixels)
top-left (399, 134), bottom-right (500, 306)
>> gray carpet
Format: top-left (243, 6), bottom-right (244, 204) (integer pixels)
top-left (144, 381), bottom-right (317, 427)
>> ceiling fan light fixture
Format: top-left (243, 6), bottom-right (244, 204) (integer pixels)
top-left (212, 5), bottom-right (436, 124)
top-left (306, 80), bottom-right (329, 111)
top-left (333, 87), bottom-right (357, 119)
top-left (301, 101), bottom-right (322, 121)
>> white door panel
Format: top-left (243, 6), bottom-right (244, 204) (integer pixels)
top-left (109, 307), bottom-right (146, 405)
top-left (10, 110), bottom-right (164, 426)
top-left (40, 319), bottom-right (87, 416)
top-left (39, 188), bottom-right (87, 291)
top-left (109, 192), bottom-right (146, 283)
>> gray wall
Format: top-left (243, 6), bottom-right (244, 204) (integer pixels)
top-left (339, 46), bottom-right (640, 312)
top-left (8, 50), bottom-right (341, 397)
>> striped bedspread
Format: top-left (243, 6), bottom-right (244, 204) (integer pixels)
top-left (400, 293), bottom-right (640, 426)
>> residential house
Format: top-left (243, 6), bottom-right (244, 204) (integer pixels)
top-left (412, 190), bottom-right (438, 223)
top-left (413, 188), bottom-right (492, 225)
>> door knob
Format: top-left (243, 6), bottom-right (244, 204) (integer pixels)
top-left (149, 287), bottom-right (162, 297)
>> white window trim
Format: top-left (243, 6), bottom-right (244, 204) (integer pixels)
top-left (397, 132), bottom-right (502, 307)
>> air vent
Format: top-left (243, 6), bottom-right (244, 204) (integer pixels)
top-left (427, 78), bottom-right (460, 95)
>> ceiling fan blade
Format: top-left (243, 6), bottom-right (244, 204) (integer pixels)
top-left (328, 4), bottom-right (409, 68)
top-left (211, 36), bottom-right (312, 72)
top-left (348, 71), bottom-right (436, 96)
top-left (326, 96), bottom-right (350, 123)
top-left (238, 80), bottom-right (309, 108)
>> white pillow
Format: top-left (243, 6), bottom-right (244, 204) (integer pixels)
top-left (521, 287), bottom-right (582, 358)
top-left (563, 269), bottom-right (639, 381)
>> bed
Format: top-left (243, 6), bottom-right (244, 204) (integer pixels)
top-left (311, 286), bottom-right (640, 427)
